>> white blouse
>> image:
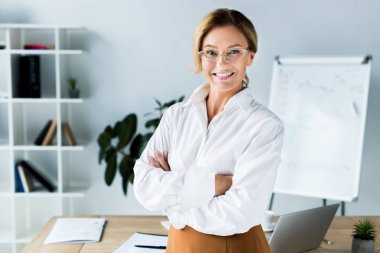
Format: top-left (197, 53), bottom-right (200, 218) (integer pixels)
top-left (133, 83), bottom-right (284, 236)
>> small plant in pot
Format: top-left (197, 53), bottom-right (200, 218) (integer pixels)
top-left (352, 218), bottom-right (377, 253)
top-left (68, 77), bottom-right (80, 98)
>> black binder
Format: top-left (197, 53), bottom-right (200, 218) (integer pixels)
top-left (18, 55), bottom-right (41, 98)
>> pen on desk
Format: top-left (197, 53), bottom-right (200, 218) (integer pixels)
top-left (135, 244), bottom-right (167, 249)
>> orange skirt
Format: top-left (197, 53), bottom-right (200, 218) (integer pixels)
top-left (166, 224), bottom-right (271, 253)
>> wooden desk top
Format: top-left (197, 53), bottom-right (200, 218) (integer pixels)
top-left (21, 215), bottom-right (380, 253)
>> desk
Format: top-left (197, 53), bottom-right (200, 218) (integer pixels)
top-left (21, 215), bottom-right (380, 253)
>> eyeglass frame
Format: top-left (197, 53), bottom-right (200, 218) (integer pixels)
top-left (198, 47), bottom-right (251, 63)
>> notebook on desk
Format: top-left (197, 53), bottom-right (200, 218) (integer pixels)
top-left (44, 218), bottom-right (106, 244)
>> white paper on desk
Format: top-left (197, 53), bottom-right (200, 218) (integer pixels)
top-left (113, 233), bottom-right (168, 253)
top-left (44, 218), bottom-right (106, 244)
top-left (160, 220), bottom-right (171, 230)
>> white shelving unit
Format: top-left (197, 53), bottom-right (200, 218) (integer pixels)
top-left (0, 24), bottom-right (87, 253)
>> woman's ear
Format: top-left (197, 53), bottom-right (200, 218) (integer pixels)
top-left (246, 52), bottom-right (255, 67)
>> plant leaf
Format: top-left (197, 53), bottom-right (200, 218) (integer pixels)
top-left (154, 98), bottom-right (162, 107)
top-left (97, 131), bottom-right (111, 149)
top-left (145, 118), bottom-right (160, 129)
top-left (98, 148), bottom-right (106, 164)
top-left (122, 163), bottom-right (135, 196)
top-left (178, 95), bottom-right (185, 102)
top-left (163, 100), bottom-right (176, 108)
top-left (119, 155), bottom-right (135, 178)
top-left (122, 176), bottom-right (128, 195)
top-left (129, 172), bottom-right (135, 184)
top-left (104, 125), bottom-right (114, 137)
top-left (117, 114), bottom-right (137, 149)
top-left (130, 133), bottom-right (153, 159)
top-left (104, 148), bottom-right (117, 186)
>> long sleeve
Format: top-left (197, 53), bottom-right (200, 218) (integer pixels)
top-left (133, 105), bottom-right (215, 212)
top-left (181, 119), bottom-right (284, 236)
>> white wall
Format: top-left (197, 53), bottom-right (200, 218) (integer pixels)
top-left (1, 0), bottom-right (379, 216)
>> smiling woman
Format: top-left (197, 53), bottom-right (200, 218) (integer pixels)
top-left (133, 8), bottom-right (284, 253)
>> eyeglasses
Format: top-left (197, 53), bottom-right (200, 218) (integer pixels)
top-left (198, 47), bottom-right (250, 63)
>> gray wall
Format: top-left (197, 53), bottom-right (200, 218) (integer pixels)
top-left (1, 0), bottom-right (379, 216)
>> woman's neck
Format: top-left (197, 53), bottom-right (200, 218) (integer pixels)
top-left (206, 84), bottom-right (242, 124)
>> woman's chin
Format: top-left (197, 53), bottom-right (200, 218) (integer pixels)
top-left (210, 79), bottom-right (242, 93)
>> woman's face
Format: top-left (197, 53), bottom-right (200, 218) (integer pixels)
top-left (201, 25), bottom-right (255, 93)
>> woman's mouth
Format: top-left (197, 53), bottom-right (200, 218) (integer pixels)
top-left (213, 72), bottom-right (235, 80)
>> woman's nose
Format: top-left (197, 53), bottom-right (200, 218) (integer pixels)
top-left (216, 54), bottom-right (229, 66)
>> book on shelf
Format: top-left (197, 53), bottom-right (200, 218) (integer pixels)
top-left (18, 55), bottom-right (41, 98)
top-left (34, 119), bottom-right (53, 145)
top-left (42, 118), bottom-right (57, 145)
top-left (17, 164), bottom-right (35, 192)
top-left (24, 44), bottom-right (55, 50)
top-left (15, 164), bottom-right (25, 192)
top-left (18, 160), bottom-right (56, 192)
top-left (62, 122), bottom-right (77, 146)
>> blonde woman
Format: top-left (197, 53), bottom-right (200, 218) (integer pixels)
top-left (133, 8), bottom-right (284, 253)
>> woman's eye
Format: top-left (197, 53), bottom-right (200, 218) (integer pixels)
top-left (229, 49), bottom-right (241, 55)
top-left (206, 50), bottom-right (218, 56)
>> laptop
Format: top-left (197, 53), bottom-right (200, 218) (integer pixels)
top-left (267, 203), bottom-right (339, 253)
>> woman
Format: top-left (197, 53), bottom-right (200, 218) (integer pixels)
top-left (133, 8), bottom-right (284, 253)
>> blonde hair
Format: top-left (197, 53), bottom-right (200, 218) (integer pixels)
top-left (192, 8), bottom-right (258, 87)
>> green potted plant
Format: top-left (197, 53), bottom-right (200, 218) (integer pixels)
top-left (97, 96), bottom-right (184, 195)
top-left (352, 218), bottom-right (377, 253)
top-left (68, 77), bottom-right (80, 98)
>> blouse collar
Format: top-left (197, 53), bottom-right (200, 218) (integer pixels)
top-left (181, 82), bottom-right (254, 112)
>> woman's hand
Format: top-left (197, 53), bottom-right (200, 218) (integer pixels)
top-left (148, 150), bottom-right (170, 171)
top-left (215, 175), bottom-right (233, 196)
top-left (148, 151), bottom-right (232, 196)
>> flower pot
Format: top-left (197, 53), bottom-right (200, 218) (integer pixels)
top-left (68, 89), bottom-right (80, 98)
top-left (351, 238), bottom-right (375, 253)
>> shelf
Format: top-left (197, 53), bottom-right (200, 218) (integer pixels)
top-left (62, 186), bottom-right (87, 197)
top-left (11, 98), bottom-right (59, 103)
top-left (4, 98), bottom-right (83, 103)
top-left (14, 193), bottom-right (58, 198)
top-left (61, 145), bottom-right (85, 151)
top-left (0, 49), bottom-right (83, 55)
top-left (1, 188), bottom-right (87, 198)
top-left (60, 98), bottom-right (84, 103)
top-left (12, 145), bottom-right (84, 151)
top-left (0, 24), bottom-right (83, 29)
top-left (2, 24), bottom-right (86, 253)
top-left (13, 145), bottom-right (59, 151)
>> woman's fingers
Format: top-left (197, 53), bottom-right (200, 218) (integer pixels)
top-left (214, 174), bottom-right (233, 196)
top-left (164, 151), bottom-right (168, 161)
top-left (154, 151), bottom-right (170, 171)
top-left (148, 156), bottom-right (161, 168)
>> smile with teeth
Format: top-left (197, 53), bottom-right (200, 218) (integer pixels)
top-left (213, 72), bottom-right (234, 78)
